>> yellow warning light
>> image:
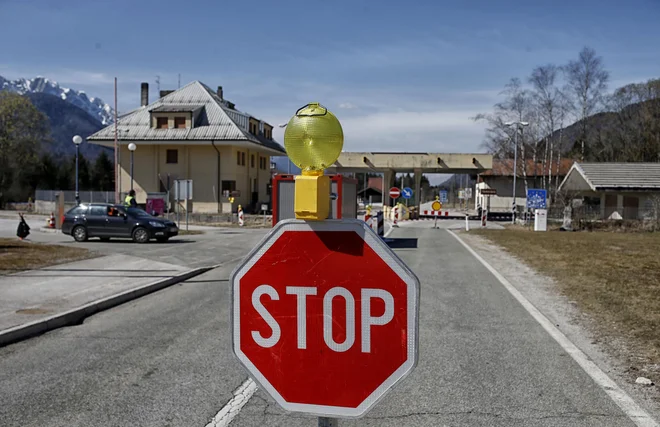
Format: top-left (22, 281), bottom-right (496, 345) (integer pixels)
top-left (284, 102), bottom-right (344, 220)
top-left (284, 103), bottom-right (344, 175)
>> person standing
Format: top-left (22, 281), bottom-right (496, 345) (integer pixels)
top-left (124, 190), bottom-right (138, 208)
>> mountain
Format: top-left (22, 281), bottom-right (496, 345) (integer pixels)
top-left (0, 75), bottom-right (113, 125)
top-left (24, 92), bottom-right (108, 159)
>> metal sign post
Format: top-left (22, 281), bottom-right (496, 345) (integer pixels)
top-left (319, 417), bottom-right (338, 427)
top-left (174, 179), bottom-right (193, 230)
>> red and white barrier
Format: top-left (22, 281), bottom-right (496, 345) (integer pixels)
top-left (238, 205), bottom-right (244, 227)
top-left (392, 206), bottom-right (399, 227)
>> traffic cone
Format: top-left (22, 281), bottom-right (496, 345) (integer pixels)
top-left (48, 213), bottom-right (55, 229)
top-left (238, 205), bottom-right (244, 227)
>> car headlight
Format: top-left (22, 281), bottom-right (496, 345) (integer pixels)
top-left (149, 221), bottom-right (165, 228)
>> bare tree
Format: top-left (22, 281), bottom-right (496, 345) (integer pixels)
top-left (529, 64), bottom-right (561, 192)
top-left (563, 46), bottom-right (610, 161)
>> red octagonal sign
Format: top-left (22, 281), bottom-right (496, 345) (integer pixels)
top-left (231, 219), bottom-right (419, 417)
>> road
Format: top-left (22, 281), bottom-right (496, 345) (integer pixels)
top-left (0, 222), bottom-right (651, 426)
top-left (0, 217), bottom-right (268, 268)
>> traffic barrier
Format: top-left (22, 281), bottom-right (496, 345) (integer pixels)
top-left (481, 209), bottom-right (488, 227)
top-left (238, 205), bottom-right (244, 227)
top-left (392, 206), bottom-right (399, 227)
top-left (371, 211), bottom-right (384, 236)
top-left (46, 212), bottom-right (55, 229)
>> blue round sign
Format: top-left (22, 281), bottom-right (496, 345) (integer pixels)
top-left (402, 187), bottom-right (413, 199)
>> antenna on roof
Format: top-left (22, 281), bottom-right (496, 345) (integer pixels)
top-left (155, 75), bottom-right (161, 93)
top-left (178, 74), bottom-right (181, 89)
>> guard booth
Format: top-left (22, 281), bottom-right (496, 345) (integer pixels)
top-left (271, 174), bottom-right (358, 226)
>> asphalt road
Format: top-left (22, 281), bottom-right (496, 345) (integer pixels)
top-left (0, 223), bottom-right (647, 426)
top-left (0, 217), bottom-right (268, 268)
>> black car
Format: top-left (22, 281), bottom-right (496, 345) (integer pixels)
top-left (62, 203), bottom-right (179, 243)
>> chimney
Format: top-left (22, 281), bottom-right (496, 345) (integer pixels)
top-left (217, 86), bottom-right (223, 100)
top-left (140, 82), bottom-right (149, 107)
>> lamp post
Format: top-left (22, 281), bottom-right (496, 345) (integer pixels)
top-left (128, 142), bottom-right (136, 190)
top-left (504, 121), bottom-right (529, 223)
top-left (72, 135), bottom-right (83, 205)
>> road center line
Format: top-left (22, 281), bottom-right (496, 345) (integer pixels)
top-left (204, 378), bottom-right (258, 427)
top-left (448, 229), bottom-right (659, 427)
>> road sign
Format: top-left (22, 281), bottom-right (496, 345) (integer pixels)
top-left (174, 179), bottom-right (193, 201)
top-left (526, 189), bottom-right (547, 209)
top-left (465, 188), bottom-right (473, 198)
top-left (402, 187), bottom-right (413, 199)
top-left (389, 187), bottom-right (401, 199)
top-left (439, 190), bottom-right (448, 203)
top-left (458, 190), bottom-right (465, 200)
top-left (431, 201), bottom-right (441, 211)
top-left (231, 219), bottom-right (419, 417)
top-left (480, 188), bottom-right (497, 196)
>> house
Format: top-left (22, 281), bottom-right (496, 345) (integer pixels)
top-left (476, 159), bottom-right (575, 211)
top-left (87, 81), bottom-right (286, 213)
top-left (558, 163), bottom-right (660, 220)
top-left (357, 177), bottom-right (383, 205)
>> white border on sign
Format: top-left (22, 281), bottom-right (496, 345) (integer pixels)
top-left (229, 219), bottom-right (420, 418)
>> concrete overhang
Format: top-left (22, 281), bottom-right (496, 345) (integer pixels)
top-left (327, 152), bottom-right (493, 174)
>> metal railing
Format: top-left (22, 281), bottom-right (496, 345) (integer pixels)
top-left (35, 190), bottom-right (118, 204)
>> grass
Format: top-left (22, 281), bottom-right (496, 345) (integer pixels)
top-left (472, 228), bottom-right (660, 369)
top-left (0, 238), bottom-right (95, 274)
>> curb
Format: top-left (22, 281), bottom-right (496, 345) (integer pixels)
top-left (0, 266), bottom-right (213, 347)
top-left (38, 227), bottom-right (61, 233)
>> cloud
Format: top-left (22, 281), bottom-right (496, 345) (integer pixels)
top-left (339, 102), bottom-right (358, 109)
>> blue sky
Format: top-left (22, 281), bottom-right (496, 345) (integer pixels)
top-left (1, 0), bottom-right (659, 155)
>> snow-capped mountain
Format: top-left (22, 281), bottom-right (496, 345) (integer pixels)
top-left (0, 75), bottom-right (114, 125)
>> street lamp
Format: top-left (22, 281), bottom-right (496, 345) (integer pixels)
top-left (504, 121), bottom-right (529, 223)
top-left (72, 135), bottom-right (83, 205)
top-left (128, 142), bottom-right (137, 190)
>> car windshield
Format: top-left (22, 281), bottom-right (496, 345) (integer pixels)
top-left (127, 208), bottom-right (153, 218)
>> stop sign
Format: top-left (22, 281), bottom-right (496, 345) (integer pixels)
top-left (231, 219), bottom-right (419, 417)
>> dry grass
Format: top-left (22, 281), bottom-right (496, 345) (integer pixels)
top-left (472, 228), bottom-right (660, 368)
top-left (0, 238), bottom-right (94, 274)
top-left (177, 229), bottom-right (204, 236)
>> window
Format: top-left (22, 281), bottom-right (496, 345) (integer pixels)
top-left (241, 152), bottom-right (246, 166)
top-left (107, 206), bottom-right (125, 217)
top-left (251, 154), bottom-right (255, 168)
top-left (222, 180), bottom-right (236, 197)
top-left (89, 205), bottom-right (107, 217)
top-left (174, 116), bottom-right (186, 129)
top-left (166, 149), bottom-right (178, 164)
top-left (237, 151), bottom-right (241, 165)
top-left (156, 117), bottom-right (168, 129)
top-left (67, 205), bottom-right (87, 216)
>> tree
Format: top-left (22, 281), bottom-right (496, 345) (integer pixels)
top-left (563, 47), bottom-right (609, 161)
top-left (92, 150), bottom-right (115, 191)
top-left (72, 153), bottom-right (92, 191)
top-left (529, 64), bottom-right (562, 191)
top-left (56, 156), bottom-right (74, 191)
top-left (0, 92), bottom-right (49, 205)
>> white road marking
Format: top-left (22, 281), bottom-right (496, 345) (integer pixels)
top-left (205, 378), bottom-right (258, 427)
top-left (448, 230), bottom-right (659, 427)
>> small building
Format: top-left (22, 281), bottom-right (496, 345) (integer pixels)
top-left (87, 81), bottom-right (286, 213)
top-left (558, 162), bottom-right (660, 220)
top-left (476, 159), bottom-right (574, 211)
top-left (358, 177), bottom-right (383, 205)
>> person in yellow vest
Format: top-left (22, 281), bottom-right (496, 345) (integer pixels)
top-left (124, 190), bottom-right (137, 208)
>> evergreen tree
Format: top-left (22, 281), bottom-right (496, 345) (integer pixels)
top-left (92, 150), bottom-right (114, 191)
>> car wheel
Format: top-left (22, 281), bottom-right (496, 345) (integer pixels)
top-left (156, 237), bottom-right (169, 243)
top-left (132, 227), bottom-right (150, 243)
top-left (100, 237), bottom-right (110, 242)
top-left (72, 226), bottom-right (88, 242)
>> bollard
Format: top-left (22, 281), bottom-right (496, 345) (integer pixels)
top-left (465, 213), bottom-right (470, 231)
top-left (481, 209), bottom-right (487, 227)
top-left (238, 205), bottom-right (244, 227)
top-left (393, 206), bottom-right (399, 227)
